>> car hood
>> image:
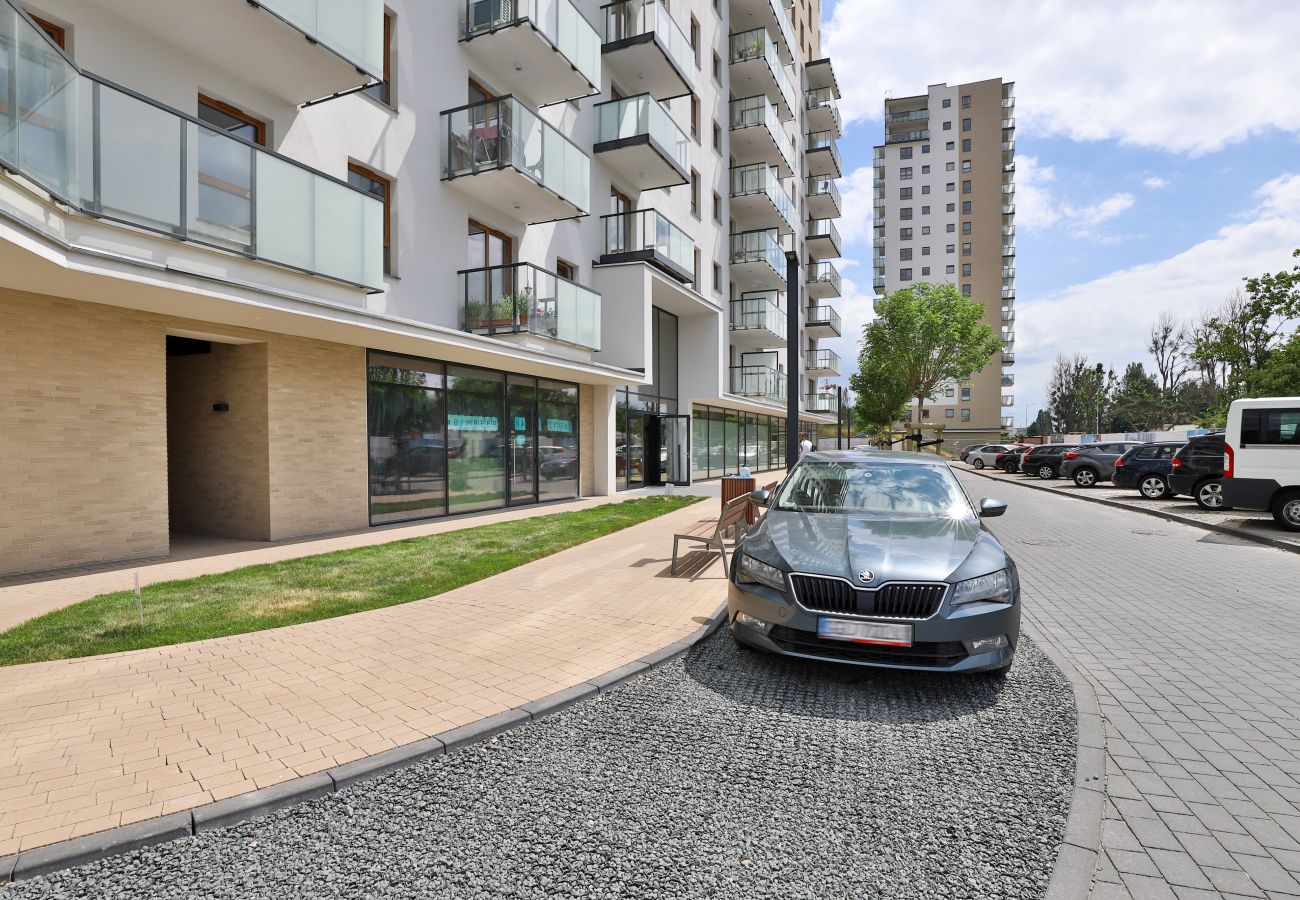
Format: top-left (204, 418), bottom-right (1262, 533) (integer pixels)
top-left (749, 509), bottom-right (1006, 584)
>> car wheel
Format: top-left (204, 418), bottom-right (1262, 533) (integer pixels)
top-left (1272, 491), bottom-right (1300, 532)
top-left (973, 458), bottom-right (985, 469)
top-left (1194, 479), bottom-right (1225, 511)
top-left (1002, 461), bottom-right (1017, 474)
top-left (1037, 464), bottom-right (1056, 480)
top-left (1073, 468), bottom-right (1097, 488)
top-left (1138, 474), bottom-right (1169, 499)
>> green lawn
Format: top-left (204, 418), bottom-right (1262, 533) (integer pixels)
top-left (0, 496), bottom-right (703, 667)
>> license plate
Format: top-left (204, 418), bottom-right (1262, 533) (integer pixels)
top-left (817, 618), bottom-right (913, 647)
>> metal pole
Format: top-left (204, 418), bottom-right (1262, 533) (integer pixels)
top-left (837, 385), bottom-right (844, 449)
top-left (785, 250), bottom-right (800, 470)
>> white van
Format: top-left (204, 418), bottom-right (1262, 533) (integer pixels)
top-left (1223, 397), bottom-right (1300, 530)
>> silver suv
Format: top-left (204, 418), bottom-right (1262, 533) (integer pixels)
top-left (1059, 442), bottom-right (1145, 487)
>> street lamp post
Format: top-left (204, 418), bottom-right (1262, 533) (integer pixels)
top-left (785, 251), bottom-right (800, 470)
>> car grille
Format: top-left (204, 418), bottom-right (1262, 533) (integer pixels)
top-left (768, 626), bottom-right (968, 668)
top-left (790, 575), bottom-right (946, 619)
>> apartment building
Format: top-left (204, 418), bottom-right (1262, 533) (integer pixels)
top-left (872, 79), bottom-right (1015, 445)
top-left (0, 0), bottom-right (841, 576)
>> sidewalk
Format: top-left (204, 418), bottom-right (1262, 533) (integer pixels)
top-left (0, 499), bottom-right (728, 860)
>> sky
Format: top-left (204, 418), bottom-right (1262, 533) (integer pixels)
top-left (817, 0), bottom-right (1300, 426)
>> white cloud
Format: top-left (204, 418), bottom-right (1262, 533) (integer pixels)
top-left (1013, 173), bottom-right (1300, 417)
top-left (826, 1), bottom-right (1300, 155)
top-left (814, 272), bottom-right (874, 394)
top-left (1143, 176), bottom-right (1170, 189)
top-left (837, 164), bottom-right (877, 247)
top-left (1014, 155), bottom-right (1134, 237)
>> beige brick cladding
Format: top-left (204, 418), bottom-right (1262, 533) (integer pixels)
top-left (579, 384), bottom-right (595, 496)
top-left (1, 290), bottom-right (367, 576)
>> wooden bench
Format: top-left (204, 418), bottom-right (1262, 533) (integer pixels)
top-left (671, 494), bottom-right (752, 576)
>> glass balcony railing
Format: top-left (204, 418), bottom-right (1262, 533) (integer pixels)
top-left (730, 365), bottom-right (786, 402)
top-left (765, 0), bottom-right (797, 60)
top-left (0, 1), bottom-right (383, 289)
top-left (806, 130), bottom-right (841, 170)
top-left (601, 208), bottom-right (694, 275)
top-left (886, 129), bottom-right (928, 145)
top-left (805, 392), bottom-right (837, 414)
top-left (805, 305), bottom-right (841, 333)
top-left (807, 349), bottom-right (841, 373)
top-left (730, 95), bottom-right (795, 170)
top-left (1002, 395), bottom-right (1016, 408)
top-left (728, 28), bottom-right (796, 115)
top-left (463, 0), bottom-right (601, 90)
top-left (730, 228), bottom-right (784, 274)
top-left (729, 292), bottom-right (783, 333)
top-left (730, 163), bottom-right (793, 228)
top-left (807, 261), bottom-right (841, 293)
top-left (441, 95), bottom-right (591, 215)
top-left (806, 86), bottom-right (837, 111)
top-left (807, 218), bottom-right (841, 249)
top-left (1001, 373), bottom-right (1015, 387)
top-left (460, 262), bottom-right (601, 350)
top-left (595, 93), bottom-right (689, 172)
top-left (604, 0), bottom-right (695, 89)
top-left (262, 0), bottom-right (385, 78)
top-left (887, 107), bottom-right (929, 124)
top-left (806, 175), bottom-right (841, 208)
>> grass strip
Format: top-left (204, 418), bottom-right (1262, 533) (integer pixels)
top-left (0, 496), bottom-right (704, 666)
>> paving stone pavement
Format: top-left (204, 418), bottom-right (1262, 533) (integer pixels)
top-left (957, 470), bottom-right (1300, 899)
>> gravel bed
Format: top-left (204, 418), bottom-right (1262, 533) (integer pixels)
top-left (9, 631), bottom-right (1076, 900)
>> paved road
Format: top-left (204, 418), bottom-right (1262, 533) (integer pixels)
top-left (959, 470), bottom-right (1300, 898)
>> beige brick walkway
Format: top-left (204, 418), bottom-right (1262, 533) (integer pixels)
top-left (0, 499), bottom-right (727, 858)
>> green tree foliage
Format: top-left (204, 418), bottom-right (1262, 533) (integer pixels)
top-left (1024, 409), bottom-right (1053, 437)
top-left (1048, 355), bottom-right (1116, 433)
top-left (1109, 362), bottom-right (1164, 431)
top-left (850, 355), bottom-right (910, 440)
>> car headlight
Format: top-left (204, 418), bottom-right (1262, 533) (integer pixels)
top-left (736, 553), bottom-right (787, 591)
top-left (951, 569), bottom-right (1013, 606)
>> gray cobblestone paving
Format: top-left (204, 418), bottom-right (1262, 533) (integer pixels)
top-left (958, 470), bottom-right (1300, 898)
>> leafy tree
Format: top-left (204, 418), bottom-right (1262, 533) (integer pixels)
top-left (1048, 354), bottom-right (1116, 433)
top-left (858, 282), bottom-right (1002, 430)
top-left (1023, 409), bottom-right (1053, 437)
top-left (850, 354), bottom-right (910, 442)
top-left (1109, 362), bottom-right (1164, 431)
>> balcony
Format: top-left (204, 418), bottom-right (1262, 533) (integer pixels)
top-left (602, 0), bottom-right (694, 101)
top-left (730, 95), bottom-right (795, 177)
top-left (805, 58), bottom-right (840, 97)
top-left (1002, 286), bottom-right (1015, 299)
top-left (805, 304), bottom-right (841, 338)
top-left (460, 262), bottom-right (601, 351)
top-left (806, 131), bottom-right (842, 178)
top-left (729, 292), bottom-right (786, 349)
top-left (1002, 203), bottom-right (1016, 215)
top-left (805, 392), bottom-right (838, 414)
top-left (730, 364), bottom-right (787, 404)
top-left (730, 28), bottom-right (796, 120)
top-left (731, 164), bottom-right (795, 234)
top-left (1003, 245), bottom-right (1016, 257)
top-left (1002, 395), bottom-right (1016, 408)
top-left (886, 129), bottom-right (929, 145)
top-left (805, 87), bottom-right (841, 137)
top-left (806, 262), bottom-right (841, 300)
top-left (872, 236), bottom-right (886, 249)
top-left (1003, 118), bottom-right (1016, 130)
top-left (461, 0), bottom-right (601, 106)
top-left (1002, 183), bottom-right (1016, 195)
top-left (1002, 96), bottom-right (1015, 109)
top-left (730, 229), bottom-right (786, 291)
top-left (442, 95), bottom-right (590, 224)
top-left (598, 209), bottom-right (694, 283)
top-left (805, 175), bottom-right (841, 219)
top-left (886, 107), bottom-right (929, 127)
top-left (1002, 352), bottom-right (1016, 365)
top-left (1002, 329), bottom-right (1015, 343)
top-left (1003, 140), bottom-right (1016, 152)
top-left (0, 6), bottom-right (384, 289)
top-left (1002, 417), bottom-right (1016, 429)
top-left (806, 219), bottom-right (841, 260)
top-left (1001, 374), bottom-right (1015, 388)
top-left (728, 0), bottom-right (795, 65)
top-left (594, 93), bottom-right (689, 192)
top-left (1002, 308), bottom-right (1015, 323)
top-left (1003, 224), bottom-right (1016, 237)
top-left (1002, 267), bottom-right (1016, 279)
top-left (1003, 161), bottom-right (1016, 173)
top-left (873, 275), bottom-right (886, 290)
top-left (805, 349), bottom-right (841, 376)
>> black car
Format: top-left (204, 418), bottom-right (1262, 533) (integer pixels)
top-left (1169, 434), bottom-right (1227, 510)
top-left (1020, 445), bottom-right (1080, 480)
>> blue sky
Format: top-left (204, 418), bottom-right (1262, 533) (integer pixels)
top-left (818, 0), bottom-right (1300, 425)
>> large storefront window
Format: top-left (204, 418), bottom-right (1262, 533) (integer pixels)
top-left (685, 406), bottom-right (817, 480)
top-left (367, 352), bottom-right (580, 524)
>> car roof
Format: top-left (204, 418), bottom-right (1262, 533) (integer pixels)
top-left (802, 449), bottom-right (950, 467)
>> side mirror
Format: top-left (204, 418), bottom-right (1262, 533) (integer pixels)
top-left (749, 488), bottom-right (770, 507)
top-left (979, 498), bottom-right (1008, 518)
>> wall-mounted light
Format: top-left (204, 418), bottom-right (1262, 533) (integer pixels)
top-left (212, 402), bottom-right (230, 413)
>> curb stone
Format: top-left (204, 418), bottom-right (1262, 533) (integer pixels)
top-left (0, 602), bottom-right (729, 884)
top-left (963, 466), bottom-right (1300, 555)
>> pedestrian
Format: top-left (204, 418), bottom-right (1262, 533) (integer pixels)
top-left (798, 432), bottom-right (813, 459)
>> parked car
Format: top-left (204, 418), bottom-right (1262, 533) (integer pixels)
top-left (998, 443), bottom-right (1032, 473)
top-left (966, 444), bottom-right (1026, 470)
top-left (959, 443), bottom-right (989, 463)
top-left (1020, 445), bottom-right (1081, 480)
top-left (1169, 434), bottom-right (1227, 510)
top-left (1059, 441), bottom-right (1145, 487)
top-left (731, 450), bottom-right (1020, 676)
top-left (1223, 397), bottom-right (1300, 530)
top-left (1111, 441), bottom-right (1186, 499)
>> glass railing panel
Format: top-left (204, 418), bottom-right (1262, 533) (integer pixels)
top-left (730, 365), bottom-right (786, 401)
top-left (465, 0), bottom-right (599, 88)
top-left (730, 95), bottom-right (794, 169)
top-left (595, 94), bottom-right (688, 172)
top-left (730, 163), bottom-right (792, 225)
top-left (3, 3), bottom-right (79, 201)
top-left (806, 175), bottom-right (841, 207)
top-left (730, 292), bottom-right (782, 331)
top-left (461, 263), bottom-right (601, 350)
top-left (809, 262), bottom-right (841, 292)
top-left (262, 0), bottom-right (385, 78)
top-left (730, 229), bottom-right (783, 273)
top-left (728, 28), bottom-right (795, 115)
top-left (86, 81), bottom-right (183, 235)
top-left (808, 218), bottom-right (841, 247)
top-left (605, 0), bottom-right (694, 87)
top-left (806, 305), bottom-right (841, 331)
top-left (603, 209), bottom-right (694, 273)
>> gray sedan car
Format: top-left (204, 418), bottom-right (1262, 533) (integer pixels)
top-left (728, 451), bottom-right (1020, 676)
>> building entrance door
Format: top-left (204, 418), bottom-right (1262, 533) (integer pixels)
top-left (642, 414), bottom-right (690, 487)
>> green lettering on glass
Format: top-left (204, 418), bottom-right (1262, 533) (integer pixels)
top-left (448, 414), bottom-right (500, 431)
top-left (545, 418), bottom-right (573, 433)
top-left (514, 416), bottom-right (527, 431)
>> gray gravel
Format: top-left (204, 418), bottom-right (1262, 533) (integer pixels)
top-left (7, 631), bottom-right (1075, 900)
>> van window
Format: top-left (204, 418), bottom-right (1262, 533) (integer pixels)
top-left (1135, 447), bottom-right (1160, 459)
top-left (1241, 408), bottom-right (1300, 445)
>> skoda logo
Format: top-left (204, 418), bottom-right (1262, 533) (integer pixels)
top-left (858, 569), bottom-right (875, 584)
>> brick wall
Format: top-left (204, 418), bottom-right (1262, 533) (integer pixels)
top-left (579, 384), bottom-right (595, 496)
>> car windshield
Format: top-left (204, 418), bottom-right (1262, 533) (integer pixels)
top-left (775, 460), bottom-right (971, 517)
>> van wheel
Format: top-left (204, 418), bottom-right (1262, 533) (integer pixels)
top-left (1273, 491), bottom-right (1300, 532)
top-left (1139, 475), bottom-right (1170, 500)
top-left (1194, 479), bottom-right (1225, 511)
top-left (1037, 464), bottom-right (1056, 480)
top-left (973, 458), bottom-right (985, 470)
top-left (1073, 468), bottom-right (1097, 488)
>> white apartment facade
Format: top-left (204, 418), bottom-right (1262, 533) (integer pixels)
top-left (872, 79), bottom-right (1016, 446)
top-left (0, 0), bottom-right (842, 576)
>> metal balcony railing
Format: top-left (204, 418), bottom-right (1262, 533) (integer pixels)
top-left (806, 304), bottom-right (841, 333)
top-left (805, 175), bottom-right (841, 207)
top-left (730, 292), bottom-right (783, 333)
top-left (806, 348), bottom-right (841, 373)
top-left (807, 261), bottom-right (841, 293)
top-left (804, 392), bottom-right (837, 414)
top-left (730, 365), bottom-right (786, 402)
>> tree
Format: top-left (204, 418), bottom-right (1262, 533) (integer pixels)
top-left (857, 282), bottom-right (1002, 430)
top-left (1147, 312), bottom-right (1188, 394)
top-left (850, 355), bottom-right (909, 442)
top-left (1023, 409), bottom-right (1053, 437)
top-left (1109, 362), bottom-right (1164, 431)
top-left (1048, 354), bottom-right (1116, 433)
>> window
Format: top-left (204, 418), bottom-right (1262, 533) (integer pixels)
top-left (921, 205), bottom-right (930, 215)
top-left (942, 98), bottom-right (952, 109)
top-left (962, 284), bottom-right (972, 296)
top-left (689, 169), bottom-right (700, 217)
top-left (946, 141), bottom-right (955, 151)
top-left (963, 179), bottom-right (972, 194)
top-left (946, 264), bottom-right (955, 274)
top-left (962, 160), bottom-right (972, 172)
top-left (1240, 408), bottom-right (1300, 445)
top-left (899, 187), bottom-right (912, 200)
top-left (713, 191), bottom-right (721, 223)
top-left (713, 262), bottom-right (722, 292)
top-left (945, 182), bottom-right (955, 192)
top-left (962, 263), bottom-right (972, 276)
top-left (945, 408), bottom-right (954, 418)
top-left (945, 222), bottom-right (955, 232)
top-left (962, 117), bottom-right (972, 132)
top-left (362, 10), bottom-right (396, 105)
top-left (921, 144), bottom-right (930, 154)
top-left (690, 95), bottom-right (699, 139)
top-left (961, 387), bottom-right (971, 400)
top-left (713, 121), bottom-right (721, 151)
top-left (693, 247), bottom-right (701, 288)
top-left (900, 146), bottom-right (913, 160)
top-left (961, 409), bottom-right (971, 422)
top-left (900, 166), bottom-right (913, 179)
top-left (30, 13), bottom-right (66, 48)
top-left (946, 161), bottom-right (955, 171)
top-left (962, 94), bottom-right (971, 109)
top-left (350, 163), bottom-right (393, 273)
top-left (556, 258), bottom-right (577, 281)
top-left (468, 219), bottom-right (512, 270)
top-left (921, 185), bottom-right (930, 195)
top-left (962, 242), bottom-right (972, 256)
top-left (962, 138), bottom-right (972, 152)
top-left (713, 51), bottom-right (721, 81)
top-left (900, 248), bottom-right (913, 261)
top-left (962, 221), bottom-right (972, 235)
top-left (942, 120), bottom-right (952, 131)
top-left (962, 200), bottom-right (972, 213)
top-left (198, 95), bottom-right (267, 145)
top-left (610, 186), bottom-right (632, 216)
top-left (900, 207), bottom-right (913, 220)
top-left (900, 227), bottom-right (913, 240)
top-left (946, 244), bottom-right (955, 253)
top-left (690, 16), bottom-right (700, 65)
top-left (921, 408), bottom-right (930, 418)
top-left (921, 245), bottom-right (930, 255)
top-left (922, 266), bottom-right (931, 276)
top-left (900, 268), bottom-right (913, 281)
